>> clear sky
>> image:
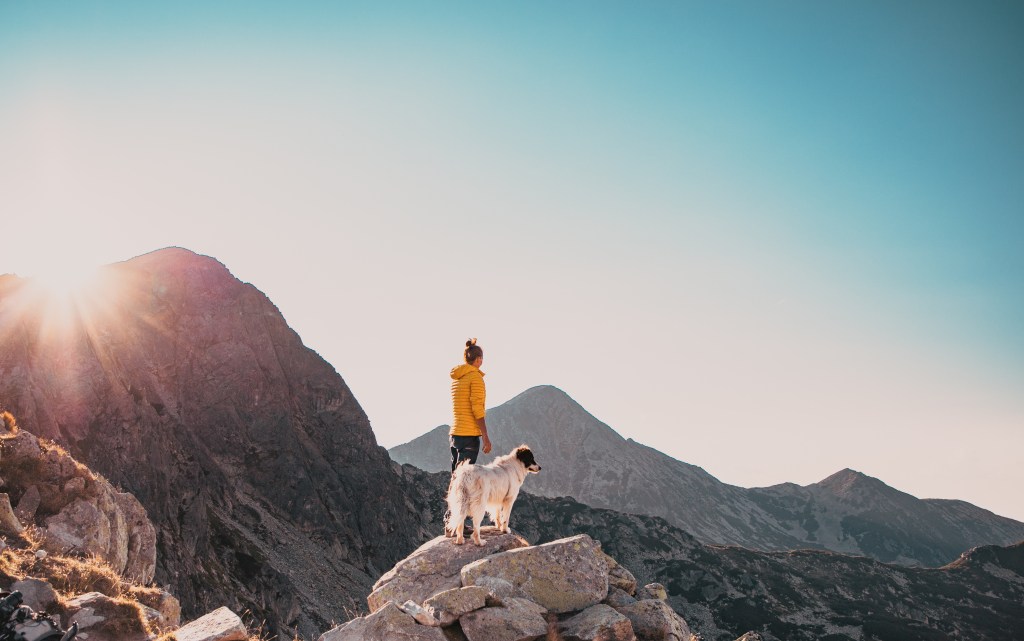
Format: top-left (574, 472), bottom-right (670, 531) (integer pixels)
top-left (2, 1), bottom-right (1022, 521)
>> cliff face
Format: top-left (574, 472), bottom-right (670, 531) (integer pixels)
top-left (0, 248), bottom-right (430, 640)
top-left (390, 385), bottom-right (1024, 567)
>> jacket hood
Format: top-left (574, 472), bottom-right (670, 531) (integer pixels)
top-left (450, 364), bottom-right (484, 380)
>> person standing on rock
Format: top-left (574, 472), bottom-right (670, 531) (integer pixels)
top-left (445, 338), bottom-right (492, 536)
top-left (449, 338), bottom-right (492, 472)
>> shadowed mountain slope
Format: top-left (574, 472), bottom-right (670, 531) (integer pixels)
top-left (389, 385), bottom-right (1024, 566)
top-left (0, 248), bottom-right (432, 640)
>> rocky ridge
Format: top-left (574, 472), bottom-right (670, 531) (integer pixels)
top-left (319, 530), bottom-right (703, 641)
top-left (389, 385), bottom-right (1024, 566)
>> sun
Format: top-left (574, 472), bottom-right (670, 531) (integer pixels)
top-left (29, 262), bottom-right (103, 301)
top-left (20, 259), bottom-right (117, 337)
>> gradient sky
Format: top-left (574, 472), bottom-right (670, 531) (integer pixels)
top-left (2, 2), bottom-right (1022, 521)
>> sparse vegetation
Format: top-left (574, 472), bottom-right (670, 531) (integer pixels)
top-left (0, 527), bottom-right (151, 635)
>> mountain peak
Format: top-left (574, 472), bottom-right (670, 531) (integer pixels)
top-left (812, 468), bottom-right (893, 499)
top-left (124, 246), bottom-right (231, 275)
top-left (510, 384), bottom-right (574, 403)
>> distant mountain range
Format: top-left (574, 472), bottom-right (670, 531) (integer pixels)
top-left (389, 385), bottom-right (1024, 567)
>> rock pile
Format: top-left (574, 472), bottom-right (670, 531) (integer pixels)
top-left (0, 429), bottom-right (156, 582)
top-left (319, 528), bottom-right (696, 641)
top-left (0, 425), bottom-right (250, 641)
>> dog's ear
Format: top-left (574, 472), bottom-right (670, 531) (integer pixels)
top-left (515, 446), bottom-right (535, 467)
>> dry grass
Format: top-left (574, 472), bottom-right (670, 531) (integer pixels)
top-left (0, 527), bottom-right (125, 597)
top-left (0, 534), bottom-right (153, 637)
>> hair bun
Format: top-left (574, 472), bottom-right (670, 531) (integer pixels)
top-left (466, 338), bottom-right (477, 347)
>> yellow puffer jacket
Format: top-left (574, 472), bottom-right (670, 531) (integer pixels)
top-left (450, 363), bottom-right (486, 436)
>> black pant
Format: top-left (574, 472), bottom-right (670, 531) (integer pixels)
top-left (450, 435), bottom-right (480, 472)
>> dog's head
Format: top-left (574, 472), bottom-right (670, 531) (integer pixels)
top-left (514, 445), bottom-right (541, 473)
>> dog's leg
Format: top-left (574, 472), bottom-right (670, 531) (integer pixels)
top-left (503, 490), bottom-right (520, 533)
top-left (471, 506), bottom-right (485, 546)
top-left (499, 498), bottom-right (514, 533)
top-left (454, 521), bottom-right (466, 545)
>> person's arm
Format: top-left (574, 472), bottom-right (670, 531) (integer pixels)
top-left (477, 417), bottom-right (491, 454)
top-left (471, 377), bottom-right (491, 454)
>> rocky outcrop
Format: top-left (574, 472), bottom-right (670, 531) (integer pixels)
top-left (65, 591), bottom-right (152, 641)
top-left (0, 248), bottom-right (433, 639)
top-left (461, 534), bottom-right (609, 613)
top-left (320, 531), bottom-right (695, 641)
top-left (368, 529), bottom-right (529, 612)
top-left (172, 606), bottom-right (248, 641)
top-left (0, 428), bottom-right (156, 582)
top-left (390, 385), bottom-right (1024, 567)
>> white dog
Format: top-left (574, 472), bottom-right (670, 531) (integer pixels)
top-left (446, 445), bottom-right (541, 546)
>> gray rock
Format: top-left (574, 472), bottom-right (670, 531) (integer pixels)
top-left (114, 492), bottom-right (157, 583)
top-left (0, 493), bottom-right (23, 536)
top-left (14, 485), bottom-right (41, 523)
top-left (615, 600), bottom-right (692, 641)
top-left (604, 552), bottom-right (638, 595)
top-left (134, 587), bottom-right (182, 629)
top-left (459, 597), bottom-right (549, 641)
top-left (317, 601), bottom-right (447, 641)
top-left (420, 585), bottom-right (490, 624)
top-left (10, 578), bottom-right (58, 611)
top-left (636, 583), bottom-right (667, 601)
top-left (173, 606), bottom-right (248, 641)
top-left (400, 599), bottom-right (453, 627)
top-left (734, 634), bottom-right (763, 641)
top-left (560, 603), bottom-right (636, 641)
top-left (63, 477), bottom-right (86, 495)
top-left (470, 575), bottom-right (526, 601)
top-left (65, 591), bottom-right (151, 641)
top-left (43, 498), bottom-right (112, 558)
top-left (368, 530), bottom-right (528, 613)
top-left (603, 587), bottom-right (638, 608)
top-left (461, 534), bottom-right (609, 613)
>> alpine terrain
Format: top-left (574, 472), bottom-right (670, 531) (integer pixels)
top-left (389, 385), bottom-right (1024, 566)
top-left (3, 248), bottom-right (1022, 641)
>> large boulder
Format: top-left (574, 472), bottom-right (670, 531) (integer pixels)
top-left (461, 534), bottom-right (609, 613)
top-left (65, 591), bottom-right (152, 641)
top-left (173, 606), bottom-right (248, 641)
top-left (615, 600), bottom-right (692, 641)
top-left (458, 597), bottom-right (549, 641)
top-left (10, 578), bottom-right (59, 612)
top-left (401, 585), bottom-right (492, 626)
top-left (559, 604), bottom-right (636, 641)
top-left (368, 528), bottom-right (528, 613)
top-left (317, 602), bottom-right (447, 641)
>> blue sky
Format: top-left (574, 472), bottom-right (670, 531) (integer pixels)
top-left (2, 1), bottom-right (1022, 520)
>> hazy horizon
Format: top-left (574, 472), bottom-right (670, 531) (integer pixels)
top-left (2, 2), bottom-right (1022, 522)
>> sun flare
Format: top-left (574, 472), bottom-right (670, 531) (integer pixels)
top-left (19, 260), bottom-right (125, 339)
top-left (29, 263), bottom-right (103, 301)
